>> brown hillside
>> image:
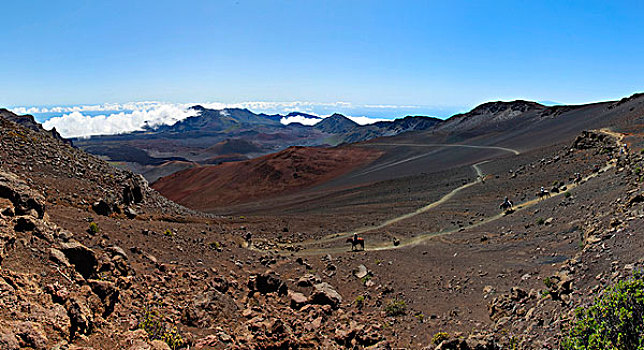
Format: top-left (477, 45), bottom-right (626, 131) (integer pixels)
top-left (152, 146), bottom-right (382, 211)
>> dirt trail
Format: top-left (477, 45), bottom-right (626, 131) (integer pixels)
top-left (365, 143), bottom-right (521, 155)
top-left (250, 130), bottom-right (623, 255)
top-left (300, 160), bottom-right (492, 247)
top-left (351, 143), bottom-right (519, 177)
top-left (296, 159), bottom-right (617, 256)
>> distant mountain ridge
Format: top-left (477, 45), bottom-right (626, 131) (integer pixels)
top-left (66, 94), bottom-right (643, 182)
top-left (313, 113), bottom-right (360, 133)
top-left (72, 106), bottom-right (444, 181)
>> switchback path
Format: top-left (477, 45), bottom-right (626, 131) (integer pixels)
top-left (248, 131), bottom-right (623, 255)
top-left (351, 143), bottom-right (519, 178)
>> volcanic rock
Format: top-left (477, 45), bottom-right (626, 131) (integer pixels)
top-left (248, 271), bottom-right (287, 295)
top-left (0, 171), bottom-right (45, 218)
top-left (181, 290), bottom-right (238, 327)
top-left (289, 291), bottom-right (308, 309)
top-left (309, 282), bottom-right (342, 308)
top-left (59, 241), bottom-right (98, 279)
top-left (92, 200), bottom-right (112, 216)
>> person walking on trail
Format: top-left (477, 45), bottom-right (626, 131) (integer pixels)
top-left (245, 231), bottom-right (252, 245)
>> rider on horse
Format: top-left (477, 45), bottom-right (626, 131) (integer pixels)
top-left (499, 196), bottom-right (513, 211)
top-left (348, 233), bottom-right (365, 251)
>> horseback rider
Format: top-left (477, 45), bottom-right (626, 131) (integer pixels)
top-left (500, 196), bottom-right (513, 211)
top-left (353, 233), bottom-right (358, 243)
top-left (540, 186), bottom-right (545, 195)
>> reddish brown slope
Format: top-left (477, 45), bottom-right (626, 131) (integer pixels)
top-left (152, 146), bottom-right (382, 211)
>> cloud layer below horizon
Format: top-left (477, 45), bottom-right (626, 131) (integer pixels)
top-left (13, 101), bottom-right (410, 138)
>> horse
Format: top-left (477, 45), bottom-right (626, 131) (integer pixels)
top-left (536, 190), bottom-right (551, 200)
top-left (499, 200), bottom-right (514, 214)
top-left (347, 236), bottom-right (365, 251)
top-left (499, 200), bottom-right (513, 211)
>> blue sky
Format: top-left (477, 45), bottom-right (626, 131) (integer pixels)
top-left (1, 0), bottom-right (643, 133)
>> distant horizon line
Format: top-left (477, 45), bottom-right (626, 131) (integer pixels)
top-left (9, 91), bottom-right (643, 118)
top-left (5, 91), bottom-right (641, 138)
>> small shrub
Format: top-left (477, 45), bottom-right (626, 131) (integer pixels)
top-left (162, 326), bottom-right (184, 350)
top-left (536, 217), bottom-right (545, 225)
top-left (139, 305), bottom-right (184, 350)
top-left (384, 298), bottom-right (407, 317)
top-left (541, 289), bottom-right (551, 298)
top-left (432, 332), bottom-right (450, 345)
top-left (635, 166), bottom-right (642, 175)
top-left (355, 295), bottom-right (365, 308)
top-left (561, 272), bottom-right (644, 350)
top-left (565, 191), bottom-right (571, 198)
top-left (415, 313), bottom-right (425, 323)
top-left (361, 274), bottom-right (373, 284)
top-left (164, 229), bottom-right (174, 237)
top-left (543, 276), bottom-right (554, 289)
top-left (88, 222), bottom-right (99, 234)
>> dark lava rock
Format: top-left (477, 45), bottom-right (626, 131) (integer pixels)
top-left (0, 171), bottom-right (45, 219)
top-left (59, 241), bottom-right (98, 279)
top-left (248, 271), bottom-right (288, 295)
top-left (91, 200), bottom-right (112, 216)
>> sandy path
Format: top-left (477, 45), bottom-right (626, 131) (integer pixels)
top-left (249, 130), bottom-right (623, 255)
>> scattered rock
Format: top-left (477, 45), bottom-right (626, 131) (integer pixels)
top-left (59, 241), bottom-right (98, 279)
top-left (91, 200), bottom-right (112, 216)
top-left (0, 171), bottom-right (45, 218)
top-left (248, 271), bottom-right (287, 295)
top-left (49, 248), bottom-right (70, 266)
top-left (124, 207), bottom-right (138, 219)
top-left (289, 291), bottom-right (308, 309)
top-left (309, 282), bottom-right (342, 308)
top-left (181, 290), bottom-right (238, 327)
top-left (354, 264), bottom-right (369, 279)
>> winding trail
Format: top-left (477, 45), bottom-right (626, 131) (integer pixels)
top-left (365, 143), bottom-right (521, 155)
top-left (351, 143), bottom-right (519, 177)
top-left (248, 131), bottom-right (623, 255)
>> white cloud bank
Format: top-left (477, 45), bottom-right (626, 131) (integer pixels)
top-left (42, 103), bottom-right (197, 138)
top-left (17, 101), bottom-right (401, 138)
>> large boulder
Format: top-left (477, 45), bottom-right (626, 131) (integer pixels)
top-left (181, 290), bottom-right (238, 328)
top-left (122, 175), bottom-right (147, 205)
top-left (248, 271), bottom-right (287, 295)
top-left (0, 326), bottom-right (19, 350)
top-left (289, 291), bottom-right (308, 309)
top-left (88, 279), bottom-right (120, 317)
top-left (91, 200), bottom-right (112, 216)
top-left (309, 282), bottom-right (342, 308)
top-left (65, 296), bottom-right (94, 339)
top-left (0, 171), bottom-right (45, 218)
top-left (59, 241), bottom-right (98, 279)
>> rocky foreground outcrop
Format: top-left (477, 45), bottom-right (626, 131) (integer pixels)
top-left (0, 170), bottom-right (134, 348)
